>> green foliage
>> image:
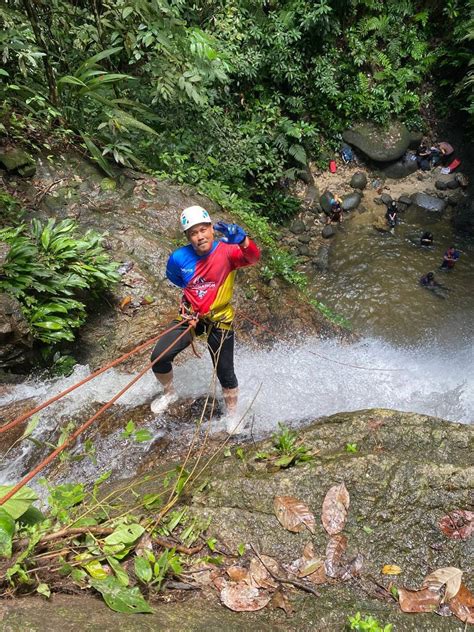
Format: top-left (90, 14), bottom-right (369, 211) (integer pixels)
top-left (256, 422), bottom-right (313, 468)
top-left (0, 218), bottom-right (119, 344)
top-left (347, 612), bottom-right (392, 632)
top-left (0, 191), bottom-right (24, 227)
top-left (120, 420), bottom-right (153, 443)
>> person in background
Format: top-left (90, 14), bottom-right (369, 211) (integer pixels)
top-left (416, 143), bottom-right (432, 171)
top-left (385, 201), bottom-right (398, 228)
top-left (149, 205), bottom-right (260, 434)
top-left (419, 271), bottom-right (449, 298)
top-left (440, 245), bottom-right (460, 270)
top-left (327, 195), bottom-right (344, 224)
top-left (420, 231), bottom-right (434, 247)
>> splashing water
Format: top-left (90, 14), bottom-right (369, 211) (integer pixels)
top-left (0, 334), bottom-right (472, 491)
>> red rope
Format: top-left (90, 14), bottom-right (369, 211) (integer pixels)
top-left (0, 320), bottom-right (184, 436)
top-left (0, 322), bottom-right (194, 507)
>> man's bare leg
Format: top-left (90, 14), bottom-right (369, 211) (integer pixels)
top-left (150, 370), bottom-right (177, 414)
top-left (222, 387), bottom-right (239, 434)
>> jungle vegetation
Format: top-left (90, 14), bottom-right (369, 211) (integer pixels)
top-left (0, 0), bottom-right (473, 344)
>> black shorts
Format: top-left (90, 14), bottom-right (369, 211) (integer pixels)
top-left (150, 319), bottom-right (238, 389)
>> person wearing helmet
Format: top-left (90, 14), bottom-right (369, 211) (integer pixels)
top-left (150, 205), bottom-right (260, 433)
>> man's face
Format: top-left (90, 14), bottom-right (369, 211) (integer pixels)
top-left (187, 223), bottom-right (214, 255)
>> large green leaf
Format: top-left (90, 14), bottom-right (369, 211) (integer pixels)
top-left (90, 577), bottom-right (153, 613)
top-left (103, 524), bottom-right (144, 547)
top-left (0, 486), bottom-right (38, 519)
top-left (0, 508), bottom-right (15, 558)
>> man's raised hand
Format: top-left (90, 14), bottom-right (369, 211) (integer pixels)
top-left (214, 221), bottom-right (247, 245)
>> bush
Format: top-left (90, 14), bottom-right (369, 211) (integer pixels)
top-left (0, 218), bottom-right (119, 343)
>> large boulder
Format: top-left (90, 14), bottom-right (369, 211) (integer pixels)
top-left (411, 193), bottom-right (447, 213)
top-left (349, 172), bottom-right (368, 190)
top-left (380, 155), bottom-right (419, 179)
top-left (342, 122), bottom-right (420, 162)
top-left (0, 146), bottom-right (36, 176)
top-left (0, 293), bottom-right (33, 369)
top-left (341, 192), bottom-right (361, 211)
top-left (319, 190), bottom-right (335, 214)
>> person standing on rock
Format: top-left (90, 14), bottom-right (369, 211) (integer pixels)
top-left (150, 205), bottom-right (260, 433)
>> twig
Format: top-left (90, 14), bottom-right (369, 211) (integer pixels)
top-left (250, 543), bottom-right (321, 597)
top-left (16, 525), bottom-right (115, 549)
top-left (33, 178), bottom-right (67, 208)
top-left (153, 535), bottom-right (203, 556)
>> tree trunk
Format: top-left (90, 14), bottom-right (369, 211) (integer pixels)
top-left (21, 0), bottom-right (59, 107)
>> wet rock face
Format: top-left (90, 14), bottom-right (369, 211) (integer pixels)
top-left (342, 122), bottom-right (417, 162)
top-left (411, 192), bottom-right (447, 213)
top-left (0, 293), bottom-right (33, 369)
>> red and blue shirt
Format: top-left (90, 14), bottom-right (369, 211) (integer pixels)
top-left (166, 239), bottom-right (260, 323)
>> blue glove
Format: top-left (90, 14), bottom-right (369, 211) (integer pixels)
top-left (213, 221), bottom-right (247, 245)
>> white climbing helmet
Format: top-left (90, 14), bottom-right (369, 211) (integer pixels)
top-left (180, 205), bottom-right (212, 232)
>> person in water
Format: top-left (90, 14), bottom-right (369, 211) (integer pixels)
top-left (327, 195), bottom-right (343, 224)
top-left (419, 271), bottom-right (449, 298)
top-left (150, 205), bottom-right (260, 432)
top-left (385, 201), bottom-right (398, 228)
top-left (420, 231), bottom-right (433, 247)
top-left (440, 245), bottom-right (460, 270)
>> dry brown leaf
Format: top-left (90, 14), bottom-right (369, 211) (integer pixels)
top-left (270, 590), bottom-right (294, 615)
top-left (438, 510), bottom-right (474, 541)
top-left (119, 295), bottom-right (132, 310)
top-left (422, 567), bottom-right (463, 602)
top-left (302, 542), bottom-right (315, 559)
top-left (399, 587), bottom-right (441, 613)
top-left (274, 496), bottom-right (316, 534)
top-left (227, 565), bottom-right (249, 583)
top-left (220, 581), bottom-right (272, 612)
top-left (213, 575), bottom-right (227, 591)
top-left (321, 482), bottom-right (350, 535)
top-left (249, 556), bottom-right (279, 589)
top-left (448, 583), bottom-right (474, 625)
top-left (324, 534), bottom-right (348, 579)
top-left (382, 564), bottom-right (402, 575)
top-left (299, 557), bottom-right (324, 578)
top-left (306, 564), bottom-right (329, 586)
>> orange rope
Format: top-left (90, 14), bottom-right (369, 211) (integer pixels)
top-left (0, 320), bottom-right (184, 436)
top-left (0, 322), bottom-right (194, 507)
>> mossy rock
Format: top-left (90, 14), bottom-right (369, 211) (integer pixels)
top-left (0, 147), bottom-right (36, 176)
top-left (343, 122), bottom-right (412, 162)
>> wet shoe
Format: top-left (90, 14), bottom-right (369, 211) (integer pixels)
top-left (150, 392), bottom-right (178, 415)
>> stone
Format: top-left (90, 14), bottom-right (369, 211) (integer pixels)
top-left (379, 155), bottom-right (419, 179)
top-left (342, 121), bottom-right (412, 162)
top-left (373, 197), bottom-right (384, 206)
top-left (0, 147), bottom-right (36, 176)
top-left (319, 190), bottom-right (335, 214)
top-left (447, 178), bottom-right (460, 190)
top-left (380, 193), bottom-right (392, 205)
top-left (341, 192), bottom-right (361, 211)
top-left (322, 225), bottom-right (335, 238)
top-left (398, 195), bottom-right (412, 206)
top-left (297, 244), bottom-right (310, 256)
top-left (297, 234), bottom-right (311, 244)
top-left (0, 293), bottom-right (33, 369)
top-left (411, 193), bottom-right (447, 213)
top-left (304, 184), bottom-right (320, 209)
top-left (289, 219), bottom-right (306, 235)
top-left (350, 171), bottom-right (368, 189)
top-left (312, 244), bottom-right (330, 272)
top-left (435, 174), bottom-right (459, 191)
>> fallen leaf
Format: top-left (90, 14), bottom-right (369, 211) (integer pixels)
top-left (305, 564), bottom-right (329, 585)
top-left (227, 566), bottom-right (249, 583)
top-left (213, 575), bottom-right (227, 591)
top-left (438, 510), bottom-right (474, 541)
top-left (220, 581), bottom-right (272, 612)
top-left (119, 296), bottom-right (132, 311)
top-left (302, 542), bottom-right (315, 559)
top-left (399, 587), bottom-right (441, 613)
top-left (321, 483), bottom-right (350, 535)
top-left (270, 589), bottom-right (294, 615)
top-left (324, 534), bottom-right (347, 579)
top-left (422, 567), bottom-right (463, 602)
top-left (298, 557), bottom-right (325, 578)
top-left (274, 496), bottom-right (315, 534)
top-left (448, 584), bottom-right (474, 625)
top-left (339, 553), bottom-right (363, 581)
top-left (249, 556), bottom-right (279, 589)
top-left (382, 564), bottom-right (402, 576)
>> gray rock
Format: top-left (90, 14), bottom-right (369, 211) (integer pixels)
top-left (0, 293), bottom-right (33, 369)
top-left (373, 197), bottom-right (384, 206)
top-left (398, 195), bottom-right (412, 206)
top-left (357, 205), bottom-right (368, 214)
top-left (289, 219), bottom-right (306, 235)
top-left (350, 172), bottom-right (368, 189)
top-left (322, 225), bottom-right (336, 238)
top-left (312, 244), bottom-right (330, 272)
top-left (342, 121), bottom-right (412, 162)
top-left (309, 202), bottom-right (322, 215)
top-left (380, 155), bottom-right (418, 179)
top-left (435, 175), bottom-right (459, 191)
top-left (411, 192), bottom-right (447, 213)
top-left (298, 233), bottom-right (311, 244)
top-left (341, 192), bottom-right (361, 211)
top-left (297, 244), bottom-right (310, 256)
top-left (304, 184), bottom-right (320, 208)
top-left (380, 193), bottom-right (393, 205)
top-left (0, 147), bottom-right (36, 176)
top-left (319, 190), bottom-right (334, 214)
top-left (299, 165), bottom-right (313, 185)
top-left (447, 179), bottom-right (460, 190)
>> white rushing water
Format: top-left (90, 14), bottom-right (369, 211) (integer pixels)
top-left (1, 334), bottom-right (472, 490)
